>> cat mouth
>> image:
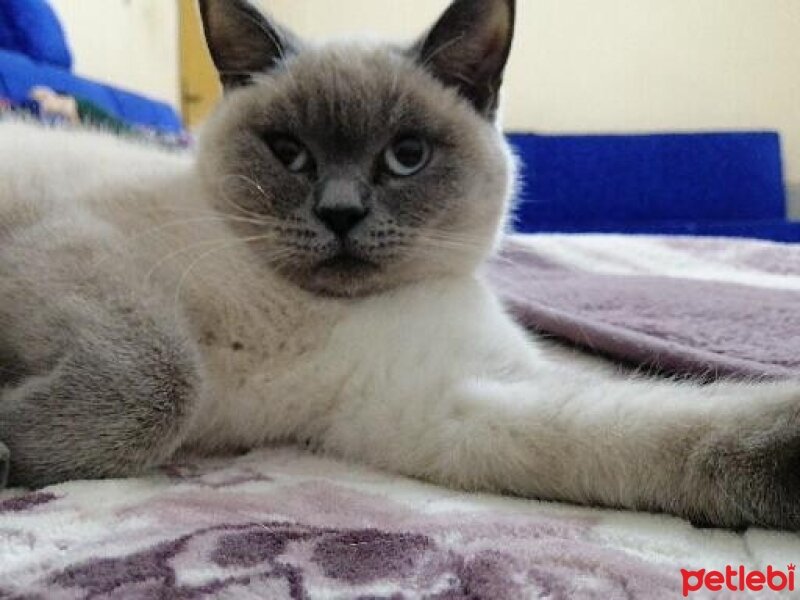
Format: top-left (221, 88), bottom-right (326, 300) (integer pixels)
top-left (301, 251), bottom-right (384, 298)
top-left (316, 252), bottom-right (379, 274)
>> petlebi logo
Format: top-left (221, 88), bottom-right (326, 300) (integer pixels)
top-left (681, 564), bottom-right (796, 596)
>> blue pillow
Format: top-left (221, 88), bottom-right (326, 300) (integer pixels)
top-left (0, 0), bottom-right (72, 70)
top-left (0, 15), bottom-right (21, 58)
top-left (0, 49), bottom-right (184, 134)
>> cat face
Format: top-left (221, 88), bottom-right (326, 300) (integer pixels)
top-left (197, 0), bottom-right (517, 297)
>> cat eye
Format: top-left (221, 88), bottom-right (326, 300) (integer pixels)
top-left (267, 135), bottom-right (314, 174)
top-left (383, 136), bottom-right (431, 178)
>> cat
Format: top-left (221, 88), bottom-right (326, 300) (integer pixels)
top-left (0, 0), bottom-right (798, 531)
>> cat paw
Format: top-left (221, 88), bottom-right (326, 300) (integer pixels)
top-left (0, 442), bottom-right (9, 490)
top-left (689, 410), bottom-right (800, 530)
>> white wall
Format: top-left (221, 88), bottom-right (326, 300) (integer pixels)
top-left (265, 0), bottom-right (800, 183)
top-left (790, 184), bottom-right (800, 219)
top-left (44, 0), bottom-right (800, 184)
top-left (48, 0), bottom-right (180, 109)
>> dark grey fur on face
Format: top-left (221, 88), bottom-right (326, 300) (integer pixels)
top-left (198, 0), bottom-right (298, 89)
top-left (417, 0), bottom-right (516, 118)
top-left (197, 0), bottom-right (517, 297)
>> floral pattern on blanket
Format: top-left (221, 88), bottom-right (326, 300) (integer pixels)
top-left (0, 448), bottom-right (701, 599)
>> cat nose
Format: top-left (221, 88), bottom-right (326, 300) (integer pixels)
top-left (314, 204), bottom-right (369, 237)
top-left (314, 179), bottom-right (371, 237)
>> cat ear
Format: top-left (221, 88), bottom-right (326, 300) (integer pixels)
top-left (198, 0), bottom-right (297, 90)
top-left (416, 0), bottom-right (516, 118)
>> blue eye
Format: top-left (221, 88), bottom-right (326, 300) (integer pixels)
top-left (268, 136), bottom-right (313, 173)
top-left (383, 136), bottom-right (431, 177)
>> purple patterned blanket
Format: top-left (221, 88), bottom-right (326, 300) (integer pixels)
top-left (2, 234), bottom-right (799, 599)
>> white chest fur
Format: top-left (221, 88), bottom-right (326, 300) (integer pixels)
top-left (181, 271), bottom-right (535, 454)
top-left (181, 276), bottom-right (341, 451)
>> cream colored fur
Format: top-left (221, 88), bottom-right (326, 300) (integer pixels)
top-left (1, 0), bottom-right (799, 528)
top-left (1, 120), bottom-right (798, 528)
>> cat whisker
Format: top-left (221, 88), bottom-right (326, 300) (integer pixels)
top-left (157, 206), bottom-right (276, 228)
top-left (88, 216), bottom-right (275, 276)
top-left (142, 236), bottom-right (263, 287)
top-left (169, 235), bottom-right (296, 321)
top-left (413, 232), bottom-right (484, 253)
top-left (215, 174), bottom-right (284, 223)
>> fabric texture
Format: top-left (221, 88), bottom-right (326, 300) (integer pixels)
top-left (509, 132), bottom-right (798, 242)
top-left (0, 0), bottom-right (72, 70)
top-left (491, 235), bottom-right (800, 380)
top-left (0, 48), bottom-right (184, 134)
top-left (4, 448), bottom-right (796, 600)
top-left (2, 234), bottom-right (800, 598)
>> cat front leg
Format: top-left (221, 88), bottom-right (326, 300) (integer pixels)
top-left (317, 361), bottom-right (800, 530)
top-left (0, 319), bottom-right (204, 489)
top-left (296, 277), bottom-right (800, 529)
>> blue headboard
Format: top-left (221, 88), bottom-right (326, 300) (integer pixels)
top-left (507, 132), bottom-right (789, 239)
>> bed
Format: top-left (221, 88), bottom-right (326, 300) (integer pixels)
top-left (2, 233), bottom-right (799, 599)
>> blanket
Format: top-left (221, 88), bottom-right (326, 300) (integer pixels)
top-left (492, 235), bottom-right (800, 379)
top-left (2, 234), bottom-right (800, 599)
